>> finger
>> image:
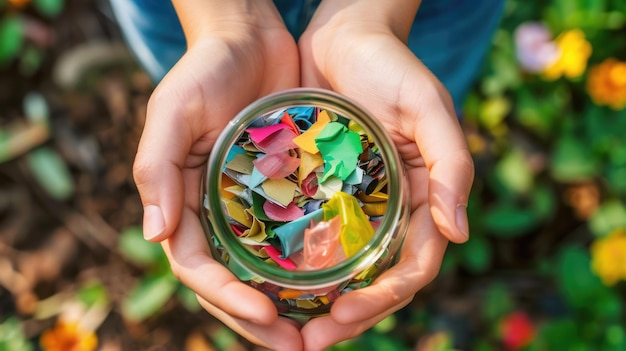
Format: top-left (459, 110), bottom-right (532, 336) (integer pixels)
top-left (161, 207), bottom-right (279, 325)
top-left (197, 297), bottom-right (303, 351)
top-left (132, 85), bottom-right (193, 242)
top-left (301, 299), bottom-right (411, 351)
top-left (401, 67), bottom-right (475, 243)
top-left (328, 202), bottom-right (448, 324)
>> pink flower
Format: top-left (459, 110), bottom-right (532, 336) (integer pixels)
top-left (514, 22), bottom-right (560, 72)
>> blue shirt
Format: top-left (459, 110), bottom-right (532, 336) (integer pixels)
top-left (109, 0), bottom-right (504, 110)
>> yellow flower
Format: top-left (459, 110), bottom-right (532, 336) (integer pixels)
top-left (590, 228), bottom-right (626, 286)
top-left (542, 29), bottom-right (592, 80)
top-left (40, 322), bottom-right (98, 351)
top-left (586, 58), bottom-right (626, 110)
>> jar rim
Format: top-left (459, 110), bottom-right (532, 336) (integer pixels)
top-left (203, 88), bottom-right (407, 289)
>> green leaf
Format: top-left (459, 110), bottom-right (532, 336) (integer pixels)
top-left (481, 29), bottom-right (520, 97)
top-left (531, 184), bottom-right (557, 219)
top-left (592, 291), bottom-right (623, 320)
top-left (459, 234), bottom-right (492, 274)
top-left (121, 273), bottom-right (178, 322)
top-left (0, 16), bottom-right (23, 65)
top-left (480, 96), bottom-right (511, 129)
top-left (483, 203), bottom-right (539, 237)
top-left (482, 283), bottom-right (513, 323)
top-left (440, 248), bottom-right (459, 274)
top-left (605, 325), bottom-right (626, 350)
top-left (209, 326), bottom-right (239, 351)
top-left (0, 317), bottom-right (33, 351)
top-left (550, 133), bottom-right (598, 182)
top-left (462, 92), bottom-right (482, 125)
top-left (26, 146), bottom-right (74, 200)
top-left (118, 226), bottom-right (164, 266)
top-left (76, 280), bottom-right (109, 307)
top-left (588, 200), bottom-right (626, 237)
top-left (556, 245), bottom-right (609, 311)
top-left (18, 45), bottom-right (44, 76)
top-left (555, 245), bottom-right (622, 319)
top-left (493, 149), bottom-right (534, 195)
top-left (607, 164), bottom-right (626, 196)
top-left (32, 0), bottom-right (64, 18)
top-left (176, 285), bottom-right (201, 313)
top-left (327, 339), bottom-right (363, 351)
top-left (373, 314), bottom-right (396, 334)
top-left (529, 319), bottom-right (583, 351)
top-left (483, 183), bottom-right (555, 237)
top-left (472, 340), bottom-right (497, 351)
top-left (358, 332), bottom-right (411, 351)
top-left (514, 85), bottom-right (567, 138)
top-left (583, 105), bottom-right (626, 157)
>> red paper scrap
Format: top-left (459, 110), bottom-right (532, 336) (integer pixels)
top-left (263, 245), bottom-right (297, 270)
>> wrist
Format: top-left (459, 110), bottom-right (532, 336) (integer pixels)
top-left (308, 0), bottom-right (421, 40)
top-left (172, 0), bottom-right (284, 45)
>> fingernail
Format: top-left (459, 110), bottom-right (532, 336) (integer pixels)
top-left (456, 204), bottom-right (469, 240)
top-left (143, 205), bottom-right (165, 240)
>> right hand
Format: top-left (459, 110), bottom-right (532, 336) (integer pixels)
top-left (131, 1), bottom-right (304, 349)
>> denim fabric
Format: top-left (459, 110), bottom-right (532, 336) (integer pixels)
top-left (109, 0), bottom-right (505, 109)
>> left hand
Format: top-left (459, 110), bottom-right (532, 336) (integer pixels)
top-left (297, 1), bottom-right (475, 349)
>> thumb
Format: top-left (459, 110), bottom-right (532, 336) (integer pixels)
top-left (133, 94), bottom-right (190, 242)
top-left (412, 87), bottom-right (474, 244)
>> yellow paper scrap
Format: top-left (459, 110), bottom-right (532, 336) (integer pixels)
top-left (298, 151), bottom-right (324, 185)
top-left (261, 178), bottom-right (298, 207)
top-left (224, 184), bottom-right (246, 199)
top-left (220, 173), bottom-right (237, 199)
top-left (292, 110), bottom-right (330, 154)
top-left (242, 213), bottom-right (267, 242)
top-left (242, 141), bottom-right (261, 153)
top-left (323, 192), bottom-right (374, 258)
top-left (372, 176), bottom-right (388, 193)
top-left (358, 191), bottom-right (388, 203)
top-left (313, 175), bottom-right (343, 200)
top-left (225, 153), bottom-right (255, 175)
top-left (239, 238), bottom-right (271, 258)
top-left (353, 263), bottom-right (378, 281)
top-left (361, 201), bottom-right (387, 217)
top-left (316, 296), bottom-right (330, 305)
top-left (295, 299), bottom-right (321, 309)
top-left (222, 198), bottom-right (252, 227)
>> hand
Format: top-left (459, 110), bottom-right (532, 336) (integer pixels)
top-left (297, 1), bottom-right (475, 349)
top-left (131, 1), bottom-right (304, 349)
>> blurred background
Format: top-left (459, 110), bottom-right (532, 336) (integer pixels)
top-left (1, 0), bottom-right (625, 350)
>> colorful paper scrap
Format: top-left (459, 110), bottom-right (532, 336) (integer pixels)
top-left (211, 105), bottom-right (391, 309)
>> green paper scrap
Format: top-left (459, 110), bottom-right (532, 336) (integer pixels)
top-left (251, 191), bottom-right (273, 222)
top-left (315, 122), bottom-right (363, 182)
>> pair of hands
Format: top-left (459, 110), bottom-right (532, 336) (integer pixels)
top-left (132, 1), bottom-right (474, 350)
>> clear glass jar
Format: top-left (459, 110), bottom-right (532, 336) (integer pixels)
top-left (200, 88), bottom-right (409, 321)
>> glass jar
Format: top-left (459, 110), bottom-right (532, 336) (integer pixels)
top-left (200, 88), bottom-right (409, 321)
